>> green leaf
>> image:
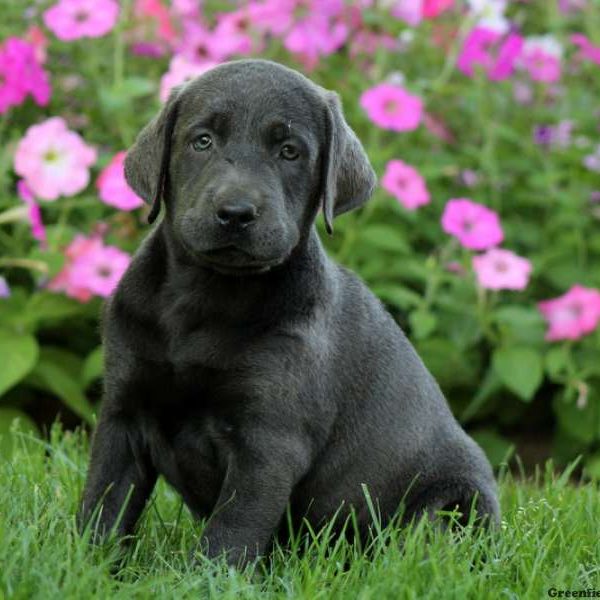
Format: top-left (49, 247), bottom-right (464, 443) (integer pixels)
top-left (493, 306), bottom-right (546, 345)
top-left (0, 407), bottom-right (39, 458)
top-left (409, 310), bottom-right (437, 340)
top-left (358, 225), bottom-right (409, 253)
top-left (416, 338), bottom-right (481, 389)
top-left (27, 354), bottom-right (94, 423)
top-left (553, 392), bottom-right (599, 445)
top-left (492, 346), bottom-right (543, 402)
top-left (372, 285), bottom-right (422, 310)
top-left (81, 347), bottom-right (104, 387)
top-left (0, 330), bottom-right (39, 398)
top-left (545, 346), bottom-right (571, 381)
top-left (470, 429), bottom-right (514, 468)
top-left (23, 292), bottom-right (85, 327)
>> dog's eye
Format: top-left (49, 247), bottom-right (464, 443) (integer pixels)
top-left (191, 134), bottom-right (212, 152)
top-left (279, 144), bottom-right (299, 161)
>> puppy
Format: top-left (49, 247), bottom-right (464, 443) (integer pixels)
top-left (80, 59), bottom-right (499, 567)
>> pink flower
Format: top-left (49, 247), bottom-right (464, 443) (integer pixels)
top-left (97, 152), bottom-right (144, 211)
top-left (283, 13), bottom-right (348, 69)
top-left (212, 7), bottom-right (263, 58)
top-left (43, 0), bottom-right (119, 41)
top-left (571, 33), bottom-right (600, 66)
top-left (69, 245), bottom-right (131, 298)
top-left (360, 83), bottom-right (423, 132)
top-left (176, 21), bottom-right (228, 63)
top-left (381, 160), bottom-right (430, 210)
top-left (248, 0), bottom-right (348, 69)
top-left (159, 56), bottom-right (218, 101)
top-left (48, 234), bottom-right (130, 301)
top-left (391, 0), bottom-right (423, 26)
top-left (422, 0), bottom-right (454, 18)
top-left (134, 0), bottom-right (177, 45)
top-left (472, 248), bottom-right (532, 290)
top-left (457, 26), bottom-right (523, 81)
top-left (519, 36), bottom-right (562, 83)
top-left (0, 37), bottom-right (51, 113)
top-left (14, 117), bottom-right (97, 201)
top-left (17, 180), bottom-right (46, 245)
top-left (441, 198), bottom-right (504, 250)
top-left (538, 285), bottom-right (600, 341)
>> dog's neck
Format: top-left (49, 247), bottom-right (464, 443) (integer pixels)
top-left (158, 225), bottom-right (332, 327)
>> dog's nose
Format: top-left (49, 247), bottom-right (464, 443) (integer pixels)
top-left (216, 202), bottom-right (258, 230)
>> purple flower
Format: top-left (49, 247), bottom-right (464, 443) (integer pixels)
top-left (533, 121), bottom-right (573, 149)
top-left (0, 276), bottom-right (10, 298)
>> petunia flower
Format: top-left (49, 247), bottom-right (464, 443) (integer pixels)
top-left (519, 36), bottom-right (562, 83)
top-left (472, 248), bottom-right (532, 290)
top-left (457, 26), bottom-right (523, 81)
top-left (360, 83), bottom-right (423, 132)
top-left (441, 198), bottom-right (504, 250)
top-left (48, 234), bottom-right (130, 301)
top-left (538, 285), bottom-right (600, 341)
top-left (97, 152), bottom-right (144, 211)
top-left (44, 0), bottom-right (120, 41)
top-left (381, 160), bottom-right (430, 210)
top-left (14, 117), bottom-right (97, 201)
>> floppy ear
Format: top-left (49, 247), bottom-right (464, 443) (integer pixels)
top-left (124, 88), bottom-right (182, 224)
top-left (320, 92), bottom-right (377, 234)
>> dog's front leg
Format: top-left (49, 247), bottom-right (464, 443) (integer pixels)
top-left (197, 429), bottom-right (309, 569)
top-left (79, 413), bottom-right (157, 541)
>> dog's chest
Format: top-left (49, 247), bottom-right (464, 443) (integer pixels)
top-left (143, 406), bottom-right (232, 517)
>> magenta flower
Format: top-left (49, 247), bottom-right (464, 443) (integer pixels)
top-left (176, 21), bottom-right (228, 64)
top-left (360, 83), bottom-right (423, 132)
top-left (391, 0), bottom-right (423, 26)
top-left (0, 37), bottom-right (51, 113)
top-left (17, 180), bottom-right (46, 245)
top-left (212, 7), bottom-right (263, 58)
top-left (97, 152), bottom-right (144, 211)
top-left (472, 248), bottom-right (532, 290)
top-left (441, 198), bottom-right (504, 250)
top-left (159, 56), bottom-right (218, 102)
top-left (14, 117), bottom-right (97, 201)
top-left (571, 33), bottom-right (600, 66)
top-left (69, 245), bottom-right (131, 298)
top-left (48, 234), bottom-right (130, 302)
top-left (381, 160), bottom-right (430, 211)
top-left (248, 0), bottom-right (348, 69)
top-left (538, 285), bottom-right (600, 341)
top-left (422, 0), bottom-right (454, 18)
top-left (44, 0), bottom-right (119, 41)
top-left (457, 27), bottom-right (523, 81)
top-left (0, 276), bottom-right (10, 299)
top-left (519, 37), bottom-right (562, 83)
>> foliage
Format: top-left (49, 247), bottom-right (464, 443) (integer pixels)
top-left (1, 0), bottom-right (600, 472)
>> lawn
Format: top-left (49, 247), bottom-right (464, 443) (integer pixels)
top-left (1, 426), bottom-right (599, 599)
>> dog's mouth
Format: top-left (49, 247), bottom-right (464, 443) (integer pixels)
top-left (199, 247), bottom-right (284, 276)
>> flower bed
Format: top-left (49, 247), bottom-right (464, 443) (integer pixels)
top-left (0, 0), bottom-right (599, 473)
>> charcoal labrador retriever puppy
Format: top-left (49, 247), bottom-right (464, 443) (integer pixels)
top-left (80, 59), bottom-right (499, 567)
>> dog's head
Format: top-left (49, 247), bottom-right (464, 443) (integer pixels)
top-left (125, 59), bottom-right (376, 275)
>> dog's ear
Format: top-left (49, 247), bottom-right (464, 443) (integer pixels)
top-left (124, 87), bottom-right (182, 224)
top-left (320, 92), bottom-right (377, 234)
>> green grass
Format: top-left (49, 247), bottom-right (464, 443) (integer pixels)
top-left (1, 425), bottom-right (600, 599)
